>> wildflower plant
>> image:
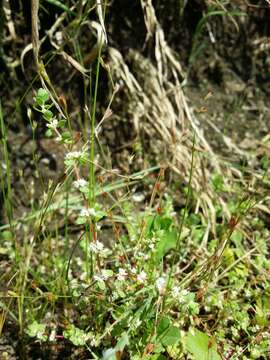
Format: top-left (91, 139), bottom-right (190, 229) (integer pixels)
top-left (34, 89), bottom-right (67, 142)
top-left (2, 84), bottom-right (268, 359)
top-left (1, 0), bottom-right (269, 359)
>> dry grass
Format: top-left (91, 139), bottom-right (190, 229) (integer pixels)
top-left (108, 0), bottom-right (234, 238)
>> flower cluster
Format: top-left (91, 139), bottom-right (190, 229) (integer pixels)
top-left (89, 240), bottom-right (104, 254)
top-left (80, 208), bottom-right (97, 218)
top-left (73, 178), bottom-right (88, 189)
top-left (156, 277), bottom-right (167, 294)
top-left (64, 150), bottom-right (88, 167)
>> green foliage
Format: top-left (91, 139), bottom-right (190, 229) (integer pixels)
top-left (63, 324), bottom-right (92, 346)
top-left (102, 332), bottom-right (129, 360)
top-left (26, 321), bottom-right (47, 341)
top-left (34, 88), bottom-right (49, 106)
top-left (186, 328), bottom-right (221, 360)
top-left (157, 317), bottom-right (181, 347)
top-left (155, 230), bottom-right (178, 262)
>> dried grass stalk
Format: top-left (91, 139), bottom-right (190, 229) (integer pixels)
top-left (107, 1), bottom-right (237, 234)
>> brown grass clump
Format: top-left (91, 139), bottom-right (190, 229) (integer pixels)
top-left (107, 0), bottom-right (234, 236)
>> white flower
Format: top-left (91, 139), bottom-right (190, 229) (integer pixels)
top-left (171, 287), bottom-right (190, 304)
top-left (117, 268), bottom-right (127, 281)
top-left (74, 178), bottom-right (88, 189)
top-left (172, 286), bottom-right (180, 298)
top-left (94, 269), bottom-right (112, 282)
top-left (47, 119), bottom-right (58, 130)
top-left (80, 272), bottom-right (87, 281)
top-left (93, 274), bottom-right (105, 282)
top-left (69, 279), bottom-right (79, 289)
top-left (49, 329), bottom-right (56, 342)
top-left (137, 270), bottom-right (147, 283)
top-left (75, 257), bottom-right (83, 266)
top-left (36, 330), bottom-right (46, 341)
top-left (89, 240), bottom-right (104, 254)
top-left (55, 31), bottom-right (63, 45)
top-left (80, 207), bottom-right (96, 217)
top-left (130, 267), bottom-right (137, 274)
top-left (156, 277), bottom-right (167, 294)
top-left (132, 192), bottom-right (145, 203)
top-left (65, 151), bottom-right (82, 160)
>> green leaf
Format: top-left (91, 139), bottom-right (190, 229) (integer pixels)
top-left (157, 317), bottom-right (171, 335)
top-left (43, 109), bottom-right (54, 121)
top-left (0, 230), bottom-right (13, 240)
top-left (96, 279), bottom-right (106, 291)
top-left (63, 324), bottom-right (90, 346)
top-left (26, 321), bottom-right (47, 341)
top-left (155, 230), bottom-right (178, 262)
top-left (211, 173), bottom-right (225, 192)
top-left (155, 215), bottom-right (173, 231)
top-left (116, 332), bottom-right (129, 351)
top-left (103, 269), bottom-right (114, 278)
top-left (61, 132), bottom-right (74, 145)
top-left (231, 230), bottom-right (243, 246)
top-left (161, 326), bottom-right (181, 347)
top-left (102, 333), bottom-right (129, 360)
top-left (35, 88), bottom-right (49, 106)
top-left (58, 119), bottom-right (66, 128)
top-left (186, 328), bottom-right (221, 360)
top-left (75, 216), bottom-right (87, 225)
top-left (102, 348), bottom-right (116, 360)
top-left (44, 0), bottom-right (75, 14)
top-left (157, 317), bottom-right (181, 347)
top-left (45, 128), bottom-right (53, 137)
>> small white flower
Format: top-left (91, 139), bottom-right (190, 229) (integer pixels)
top-left (93, 274), bottom-right (104, 282)
top-left (69, 279), bottom-right (79, 289)
top-left (137, 270), bottom-right (147, 283)
top-left (132, 192), bottom-right (145, 203)
top-left (55, 31), bottom-right (63, 45)
top-left (37, 331), bottom-right (46, 341)
top-left (75, 257), bottom-right (83, 266)
top-left (44, 312), bottom-right (52, 320)
top-left (172, 286), bottom-right (180, 298)
top-left (178, 289), bottom-right (189, 304)
top-left (117, 268), bottom-right (127, 281)
top-left (94, 269), bottom-right (112, 282)
top-left (89, 240), bottom-right (104, 254)
top-left (80, 207), bottom-right (96, 217)
top-left (130, 267), bottom-right (137, 274)
top-left (47, 119), bottom-right (58, 130)
top-left (40, 265), bottom-right (46, 274)
top-left (156, 277), bottom-right (167, 294)
top-left (171, 287), bottom-right (189, 303)
top-left (137, 251), bottom-right (145, 257)
top-left (74, 178), bottom-right (88, 189)
top-left (49, 329), bottom-right (56, 342)
top-left (65, 151), bottom-right (82, 160)
top-left (80, 272), bottom-right (87, 281)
